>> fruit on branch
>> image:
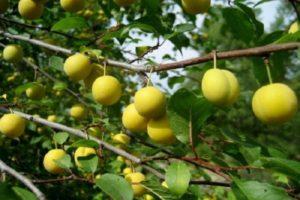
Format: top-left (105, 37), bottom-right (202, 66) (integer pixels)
top-left (43, 149), bottom-right (67, 174)
top-left (117, 156), bottom-right (125, 163)
top-left (87, 127), bottom-right (102, 138)
top-left (0, 114), bottom-right (26, 139)
top-left (147, 115), bottom-right (176, 145)
top-left (112, 133), bottom-right (131, 145)
top-left (181, 0), bottom-right (211, 14)
top-left (114, 0), bottom-right (135, 7)
top-left (125, 172), bottom-right (146, 196)
top-left (60, 0), bottom-right (85, 12)
top-left (161, 181), bottom-right (168, 188)
top-left (288, 21), bottom-right (300, 34)
top-left (134, 86), bottom-right (166, 118)
top-left (74, 147), bottom-right (97, 168)
top-left (18, 0), bottom-right (44, 20)
top-left (64, 53), bottom-right (92, 81)
top-left (92, 76), bottom-right (122, 105)
top-left (70, 104), bottom-right (87, 120)
top-left (3, 44), bottom-right (23, 63)
top-left (252, 83), bottom-right (298, 124)
top-left (143, 194), bottom-right (154, 200)
top-left (26, 83), bottom-right (45, 100)
top-left (0, 0), bottom-right (8, 14)
top-left (122, 104), bottom-right (148, 133)
top-left (47, 115), bottom-right (57, 122)
top-left (122, 167), bottom-right (133, 175)
top-left (201, 69), bottom-right (239, 106)
top-left (84, 64), bottom-right (103, 89)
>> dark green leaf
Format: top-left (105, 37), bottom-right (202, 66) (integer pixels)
top-left (71, 139), bottom-right (99, 148)
top-left (51, 17), bottom-right (88, 32)
top-left (12, 187), bottom-right (37, 200)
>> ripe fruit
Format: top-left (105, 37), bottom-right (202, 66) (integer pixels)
top-left (0, 0), bottom-right (8, 14)
top-left (47, 115), bottom-right (57, 122)
top-left (0, 114), bottom-right (26, 138)
top-left (3, 45), bottom-right (23, 63)
top-left (288, 21), bottom-right (299, 34)
top-left (87, 127), bottom-right (102, 138)
top-left (252, 83), bottom-right (298, 124)
top-left (74, 147), bottom-right (96, 168)
top-left (112, 133), bottom-right (131, 145)
top-left (64, 54), bottom-right (92, 81)
top-left (125, 172), bottom-right (146, 196)
top-left (147, 115), bottom-right (176, 145)
top-left (144, 194), bottom-right (154, 200)
top-left (70, 104), bottom-right (87, 119)
top-left (26, 83), bottom-right (45, 100)
top-left (181, 0), bottom-right (211, 14)
top-left (201, 69), bottom-right (239, 106)
top-left (123, 167), bottom-right (133, 175)
top-left (92, 76), bottom-right (122, 106)
top-left (60, 0), bottom-right (85, 12)
top-left (43, 149), bottom-right (66, 174)
top-left (134, 86), bottom-right (166, 118)
top-left (83, 64), bottom-right (103, 89)
top-left (162, 181), bottom-right (168, 188)
top-left (114, 0), bottom-right (135, 6)
top-left (18, 0), bottom-right (44, 20)
top-left (122, 104), bottom-right (148, 133)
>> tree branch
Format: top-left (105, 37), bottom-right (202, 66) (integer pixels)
top-left (0, 159), bottom-right (46, 200)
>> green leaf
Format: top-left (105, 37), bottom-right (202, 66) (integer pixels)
top-left (274, 31), bottom-right (300, 43)
top-left (261, 157), bottom-right (300, 181)
top-left (77, 154), bottom-right (98, 173)
top-left (54, 154), bottom-right (73, 169)
top-left (239, 146), bottom-right (261, 165)
top-left (174, 23), bottom-right (195, 33)
top-left (52, 81), bottom-right (67, 91)
top-left (53, 132), bottom-right (69, 145)
top-left (168, 76), bottom-right (185, 89)
top-left (12, 187), bottom-right (37, 200)
top-left (232, 178), bottom-right (291, 200)
top-left (166, 162), bottom-right (191, 196)
top-left (95, 174), bottom-right (133, 200)
top-left (51, 17), bottom-right (89, 32)
top-left (141, 180), bottom-right (178, 200)
top-left (0, 183), bottom-right (21, 200)
top-left (49, 56), bottom-right (64, 71)
top-left (71, 139), bottom-right (99, 148)
top-left (15, 83), bottom-right (35, 96)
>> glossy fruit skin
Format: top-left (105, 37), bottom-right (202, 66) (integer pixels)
top-left (18, 0), bottom-right (44, 20)
top-left (87, 127), bottom-right (102, 138)
top-left (3, 45), bottom-right (23, 63)
top-left (43, 149), bottom-right (66, 174)
top-left (60, 0), bottom-right (85, 12)
top-left (0, 0), bottom-right (9, 14)
top-left (63, 54), bottom-right (92, 81)
top-left (84, 64), bottom-right (103, 89)
top-left (92, 76), bottom-right (122, 106)
top-left (181, 0), bottom-right (211, 14)
top-left (125, 172), bottom-right (146, 196)
top-left (74, 147), bottom-right (96, 168)
top-left (144, 194), bottom-right (154, 200)
top-left (114, 0), bottom-right (135, 6)
top-left (70, 104), bottom-right (86, 119)
top-left (112, 133), bottom-right (131, 145)
top-left (201, 69), bottom-right (239, 106)
top-left (252, 83), bottom-right (298, 124)
top-left (122, 167), bottom-right (133, 175)
top-left (288, 21), bottom-right (299, 34)
top-left (26, 83), bottom-right (45, 100)
top-left (47, 115), bottom-right (57, 122)
top-left (147, 115), bottom-right (176, 145)
top-left (122, 104), bottom-right (148, 133)
top-left (0, 114), bottom-right (26, 138)
top-left (134, 86), bottom-right (166, 118)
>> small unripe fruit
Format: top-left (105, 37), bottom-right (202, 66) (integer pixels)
top-left (60, 0), bottom-right (85, 12)
top-left (74, 147), bottom-right (96, 168)
top-left (147, 115), bottom-right (176, 145)
top-left (252, 83), bottom-right (298, 124)
top-left (201, 69), bottom-right (239, 106)
top-left (47, 115), bottom-right (57, 122)
top-left (125, 172), bottom-right (146, 196)
top-left (64, 54), bottom-right (92, 81)
top-left (112, 133), bottom-right (130, 145)
top-left (3, 45), bottom-right (23, 63)
top-left (134, 86), bottom-right (166, 118)
top-left (123, 167), bottom-right (133, 175)
top-left (0, 0), bottom-right (9, 14)
top-left (122, 104), bottom-right (148, 133)
top-left (181, 0), bottom-right (211, 14)
top-left (43, 149), bottom-right (66, 174)
top-left (92, 76), bottom-right (122, 106)
top-left (0, 114), bottom-right (26, 138)
top-left (26, 83), bottom-right (45, 100)
top-left (144, 194), bottom-right (154, 200)
top-left (288, 21), bottom-right (300, 34)
top-left (83, 64), bottom-right (103, 89)
top-left (87, 127), bottom-right (102, 138)
top-left (114, 0), bottom-right (135, 6)
top-left (18, 0), bottom-right (44, 20)
top-left (70, 104), bottom-right (86, 119)
top-left (117, 156), bottom-right (125, 162)
top-left (161, 181), bottom-right (168, 188)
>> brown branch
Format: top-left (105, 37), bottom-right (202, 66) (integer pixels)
top-left (32, 175), bottom-right (94, 184)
